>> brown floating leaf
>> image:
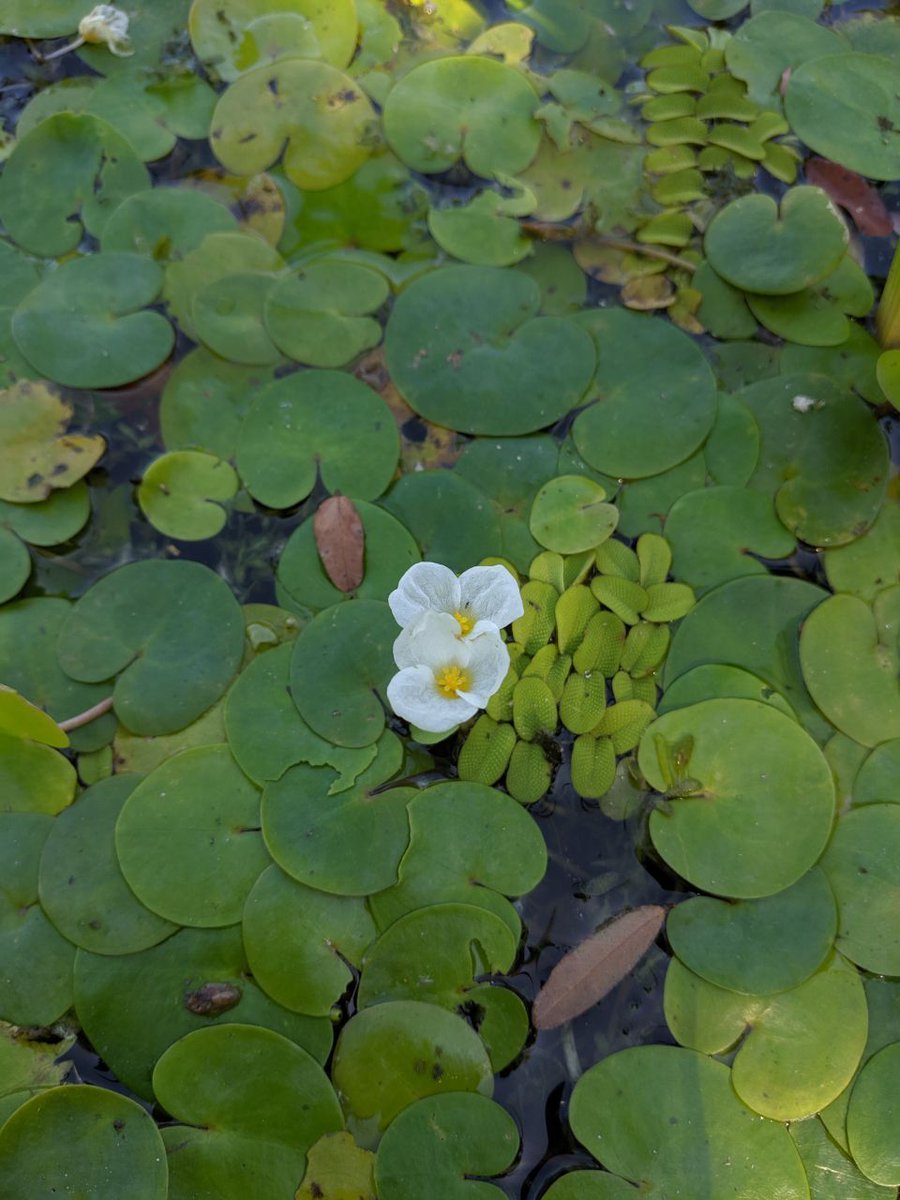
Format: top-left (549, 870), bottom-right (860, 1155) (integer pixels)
top-left (805, 158), bottom-right (892, 237)
top-left (532, 904), bottom-right (665, 1030)
top-left (314, 494), bottom-right (365, 593)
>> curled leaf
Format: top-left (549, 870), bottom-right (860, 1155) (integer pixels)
top-left (533, 905), bottom-right (665, 1029)
top-left (314, 495), bottom-right (365, 593)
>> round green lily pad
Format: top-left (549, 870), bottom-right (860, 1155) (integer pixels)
top-left (116, 744), bottom-right (268, 928)
top-left (667, 867), bottom-right (837, 994)
top-left (262, 735), bottom-right (413, 895)
top-left (277, 500), bottom-right (419, 613)
top-left (0, 1086), bottom-right (167, 1200)
top-left (0, 685), bottom-right (67, 747)
top-left (569, 1045), bottom-right (809, 1199)
top-left (0, 482), bottom-right (91, 549)
top-left (0, 114), bottom-right (149, 257)
top-left (799, 592), bottom-right (900, 748)
top-left (615, 452), bottom-right (707, 540)
top-left (58, 559), bottom-right (245, 737)
top-left (529, 476), bottom-right (618, 554)
top-left (38, 775), bottom-right (177, 955)
top-left (289, 600), bottom-right (396, 747)
top-left (163, 230), bottom-right (284, 339)
top-left (0, 382), bottom-right (105, 504)
top-left (823, 498), bottom-right (900, 602)
top-left (12, 253), bottom-right (174, 390)
top-left (0, 813), bottom-right (75, 1025)
top-left (160, 348), bottom-right (278, 460)
top-left (572, 308), bottom-right (717, 479)
top-left (385, 265), bottom-right (595, 436)
top-left (664, 952), bottom-right (867, 1121)
top-left (101, 185), bottom-right (238, 261)
top-left (243, 864), bottom-right (375, 1015)
top-left (847, 1043), bottom-right (900, 1187)
top-left (664, 574), bottom-right (833, 744)
top-left (190, 0), bottom-right (359, 80)
top-left (789, 1114), bottom-right (894, 1200)
top-left (854, 741), bottom-right (900, 807)
top-left (138, 451), bottom-right (238, 541)
top-left (665, 486), bottom-right (795, 593)
top-left (210, 59), bottom-right (376, 190)
top-left (747, 256), bottom-right (874, 347)
top-left (383, 55), bottom-right (540, 176)
top-left (332, 1001), bottom-right (494, 1141)
top-left (192, 271), bottom-right (282, 366)
top-left (786, 54), bottom-right (900, 181)
top-left (0, 733), bottom-right (75, 816)
top-left (154, 1024), bottom-right (343, 1200)
top-left (705, 187), bottom-right (848, 295)
top-left (657, 664), bottom-right (797, 722)
top-left (381, 471), bottom-right (504, 573)
top-left (236, 371), bottom-right (399, 508)
top-left (74, 924), bottom-right (332, 1099)
top-left (428, 179), bottom-right (536, 267)
top-left (820, 804), bottom-right (900, 975)
top-left (225, 642), bottom-right (376, 789)
top-left (640, 699), bottom-right (835, 897)
top-left (369, 781), bottom-right (547, 937)
top-left (704, 393), bottom-right (760, 487)
top-left (374, 1093), bottom-right (519, 1200)
top-left (264, 261), bottom-right (388, 368)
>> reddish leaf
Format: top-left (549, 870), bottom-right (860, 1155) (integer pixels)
top-left (805, 158), bottom-right (892, 237)
top-left (532, 905), bottom-right (665, 1030)
top-left (314, 495), bottom-right (365, 593)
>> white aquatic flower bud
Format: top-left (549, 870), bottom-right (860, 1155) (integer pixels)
top-left (388, 560), bottom-right (523, 639)
top-left (79, 4), bottom-right (133, 57)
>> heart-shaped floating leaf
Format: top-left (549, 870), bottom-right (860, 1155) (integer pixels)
top-left (297, 1132), bottom-right (376, 1200)
top-left (747, 255), bottom-right (874, 346)
top-left (278, 500), bottom-right (419, 612)
top-left (116, 744), bottom-right (269, 928)
top-left (0, 0), bottom-right (86, 36)
top-left (39, 775), bottom-right (177, 955)
top-left (243, 864), bottom-right (375, 1016)
top-left (428, 178), bottom-right (536, 267)
top-left (800, 591), bottom-right (900, 747)
top-left (704, 187), bottom-right (848, 295)
top-left (786, 53), bottom-right (900, 182)
top-left (374, 1093), bottom-right (519, 1200)
top-left (1, 523), bottom-right (42, 602)
top-left (210, 59), bottom-right (376, 190)
top-left (0, 114), bottom-right (149, 256)
top-left (572, 308), bottom-right (717, 479)
top-left (236, 371), bottom-right (399, 508)
top-left (0, 686), bottom-right (67, 747)
top-left (154, 1024), bottom-right (344, 1200)
top-left (138, 450), bottom-right (238, 541)
top-left (190, 0), bottom-right (359, 80)
top-left (332, 1001), bottom-right (494, 1141)
top-left (381, 471), bottom-right (504, 573)
top-left (265, 261), bottom-right (388, 368)
top-left (12, 253), bottom-right (174, 390)
top-left (0, 383), bottom-right (105, 504)
top-left (74, 925), bottom-right (332, 1099)
top-left (658, 662), bottom-right (797, 722)
top-left (164, 230), bottom-right (284, 339)
top-left (0, 1086), bottom-right (167, 1200)
top-left (824, 497), bottom-right (899, 602)
top-left (0, 813), bottom-right (75, 1025)
top-left (853, 740), bottom-right (900, 807)
top-left (664, 952), bottom-right (867, 1120)
top-left (385, 265), bottom-right (595, 435)
top-left (820, 804), bottom-right (900, 975)
top-left (529, 475), bottom-right (618, 554)
top-left (383, 55), bottom-right (540, 176)
top-left (639, 698), bottom-right (835, 898)
top-left (101, 184), bottom-right (238, 263)
top-left (847, 1042), bottom-right (900, 1187)
top-left (58, 559), bottom-right (245, 737)
top-left (533, 905), bottom-right (665, 1030)
top-left (192, 271), bottom-right (282, 366)
top-left (569, 1045), bottom-right (809, 1199)
top-left (789, 1114), bottom-right (895, 1200)
top-left (725, 12), bottom-right (845, 109)
top-left (666, 867), bottom-right (836, 995)
top-left (616, 452), bottom-right (707, 540)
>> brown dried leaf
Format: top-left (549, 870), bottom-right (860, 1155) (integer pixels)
top-left (805, 158), bottom-right (892, 237)
top-left (532, 904), bottom-right (665, 1030)
top-left (314, 495), bottom-right (365, 593)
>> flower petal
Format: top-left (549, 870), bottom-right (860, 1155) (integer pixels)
top-left (387, 665), bottom-right (477, 732)
top-left (457, 626), bottom-right (510, 706)
top-left (458, 564), bottom-right (524, 630)
top-left (388, 561), bottom-right (460, 629)
top-left (393, 611), bottom-right (470, 672)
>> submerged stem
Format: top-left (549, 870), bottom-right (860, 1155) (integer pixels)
top-left (58, 696), bottom-right (114, 732)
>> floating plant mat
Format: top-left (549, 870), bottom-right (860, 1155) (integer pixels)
top-left (0, 0), bottom-right (898, 1197)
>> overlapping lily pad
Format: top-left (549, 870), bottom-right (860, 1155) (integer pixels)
top-left (138, 451), bottom-right (238, 540)
top-left (58, 560), bottom-right (245, 737)
top-left (160, 348), bottom-right (278, 460)
top-left (385, 266), bottom-right (595, 435)
top-left (381, 471), bottom-right (504, 573)
top-left (846, 1042), bottom-right (900, 1187)
top-left (639, 698), bottom-right (835, 897)
top-left (265, 261), bottom-right (388, 367)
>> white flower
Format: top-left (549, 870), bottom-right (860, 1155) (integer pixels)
top-left (79, 5), bottom-right (133, 56)
top-left (387, 610), bottom-right (510, 733)
top-left (388, 561), bottom-right (523, 639)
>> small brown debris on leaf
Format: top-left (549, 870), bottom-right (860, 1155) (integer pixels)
top-left (532, 904), bottom-right (666, 1030)
top-left (184, 982), bottom-right (242, 1016)
top-left (314, 495), bottom-right (365, 593)
top-left (805, 158), bottom-right (892, 237)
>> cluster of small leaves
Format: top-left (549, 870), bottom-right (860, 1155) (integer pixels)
top-left (458, 533), bottom-right (695, 805)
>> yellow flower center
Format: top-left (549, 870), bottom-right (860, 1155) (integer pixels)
top-left (453, 610), bottom-right (474, 636)
top-left (435, 664), bottom-right (471, 698)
